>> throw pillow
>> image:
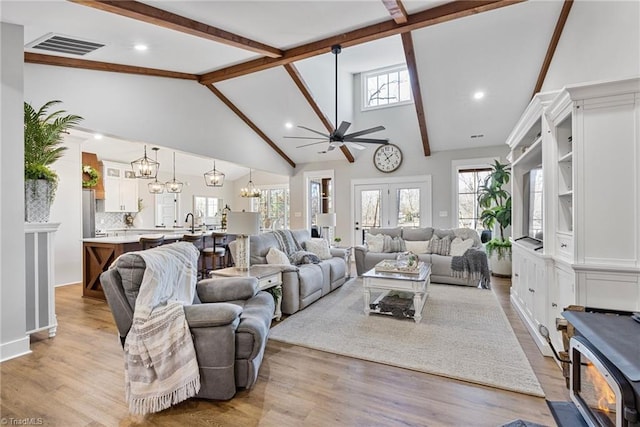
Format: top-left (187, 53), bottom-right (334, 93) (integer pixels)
top-left (382, 235), bottom-right (406, 253)
top-left (404, 240), bottom-right (430, 254)
top-left (290, 250), bottom-right (321, 265)
top-left (429, 234), bottom-right (452, 256)
top-left (450, 237), bottom-right (475, 257)
top-left (365, 232), bottom-right (385, 252)
top-left (304, 238), bottom-right (332, 260)
top-left (266, 247), bottom-right (291, 265)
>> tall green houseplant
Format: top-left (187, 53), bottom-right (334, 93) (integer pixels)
top-left (478, 160), bottom-right (512, 260)
top-left (24, 100), bottom-right (82, 222)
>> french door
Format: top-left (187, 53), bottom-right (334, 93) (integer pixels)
top-left (352, 176), bottom-right (431, 245)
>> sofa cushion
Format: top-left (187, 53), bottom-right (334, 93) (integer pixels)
top-left (430, 254), bottom-right (454, 276)
top-left (429, 234), bottom-right (451, 256)
top-left (304, 238), bottom-right (332, 260)
top-left (402, 227), bottom-right (434, 241)
top-left (266, 247), bottom-right (290, 265)
top-left (114, 253), bottom-right (146, 308)
top-left (365, 232), bottom-right (385, 252)
top-left (383, 235), bottom-right (406, 253)
top-left (249, 232), bottom-right (281, 265)
top-left (297, 264), bottom-right (324, 299)
top-left (450, 237), bottom-right (475, 256)
top-left (325, 257), bottom-right (347, 287)
top-left (405, 240), bottom-right (430, 254)
top-left (368, 227), bottom-right (402, 238)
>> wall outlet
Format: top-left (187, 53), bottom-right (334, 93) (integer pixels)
top-left (439, 211), bottom-right (448, 217)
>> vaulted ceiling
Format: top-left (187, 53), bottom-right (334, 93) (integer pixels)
top-left (2, 0), bottom-right (571, 171)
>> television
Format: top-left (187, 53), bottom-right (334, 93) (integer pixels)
top-left (523, 167), bottom-right (543, 241)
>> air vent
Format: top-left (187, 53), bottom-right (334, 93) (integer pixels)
top-left (470, 134), bottom-right (485, 139)
top-left (27, 33), bottom-right (104, 56)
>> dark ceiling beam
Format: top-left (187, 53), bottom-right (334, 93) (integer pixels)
top-left (24, 52), bottom-right (198, 80)
top-left (401, 32), bottom-right (431, 157)
top-left (382, 0), bottom-right (408, 24)
top-left (69, 0), bottom-right (283, 58)
top-left (283, 64), bottom-right (355, 163)
top-left (204, 85), bottom-right (296, 168)
top-left (199, 0), bottom-right (523, 84)
top-left (532, 0), bottom-right (573, 98)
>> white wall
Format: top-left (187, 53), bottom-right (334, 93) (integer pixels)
top-left (49, 139), bottom-right (83, 286)
top-left (542, 0), bottom-right (640, 92)
top-left (0, 22), bottom-right (29, 361)
top-left (23, 64), bottom-right (294, 176)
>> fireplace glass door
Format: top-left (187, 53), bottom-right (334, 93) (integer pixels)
top-left (571, 337), bottom-right (623, 427)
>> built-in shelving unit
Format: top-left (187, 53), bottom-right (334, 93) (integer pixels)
top-left (508, 78), bottom-right (640, 358)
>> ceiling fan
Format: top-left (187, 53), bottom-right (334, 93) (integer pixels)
top-left (285, 44), bottom-right (389, 154)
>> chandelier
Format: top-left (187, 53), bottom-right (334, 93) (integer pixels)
top-left (131, 145), bottom-right (159, 179)
top-left (147, 147), bottom-right (164, 194)
top-left (165, 152), bottom-right (183, 193)
top-left (240, 169), bottom-right (261, 198)
top-left (204, 160), bottom-right (225, 187)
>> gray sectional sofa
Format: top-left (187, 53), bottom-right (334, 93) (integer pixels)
top-left (230, 229), bottom-right (349, 315)
top-left (354, 227), bottom-right (485, 287)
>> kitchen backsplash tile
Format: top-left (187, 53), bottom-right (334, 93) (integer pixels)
top-left (96, 212), bottom-right (128, 230)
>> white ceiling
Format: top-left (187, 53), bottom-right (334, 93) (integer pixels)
top-left (2, 0), bottom-right (567, 169)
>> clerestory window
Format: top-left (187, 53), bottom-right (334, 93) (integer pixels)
top-left (362, 65), bottom-right (412, 110)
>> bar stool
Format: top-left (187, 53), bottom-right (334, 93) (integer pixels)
top-left (139, 234), bottom-right (165, 250)
top-left (201, 232), bottom-right (226, 275)
top-left (182, 233), bottom-right (204, 277)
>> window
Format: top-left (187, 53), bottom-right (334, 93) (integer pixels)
top-left (363, 65), bottom-right (412, 110)
top-left (253, 187), bottom-right (289, 230)
top-left (457, 168), bottom-right (491, 232)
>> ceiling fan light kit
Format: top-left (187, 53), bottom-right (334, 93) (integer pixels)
top-left (285, 44), bottom-right (389, 154)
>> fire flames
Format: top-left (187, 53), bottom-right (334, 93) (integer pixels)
top-left (585, 362), bottom-right (616, 413)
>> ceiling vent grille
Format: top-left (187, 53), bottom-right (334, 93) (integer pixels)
top-left (27, 33), bottom-right (104, 56)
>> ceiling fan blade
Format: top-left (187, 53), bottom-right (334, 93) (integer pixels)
top-left (346, 142), bottom-right (366, 150)
top-left (296, 141), bottom-right (329, 148)
top-left (298, 126), bottom-right (330, 138)
top-left (346, 137), bottom-right (389, 144)
top-left (284, 136), bottom-right (327, 140)
top-left (334, 121), bottom-right (351, 138)
top-left (343, 125), bottom-right (386, 139)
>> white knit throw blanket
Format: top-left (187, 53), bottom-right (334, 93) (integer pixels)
top-left (123, 242), bottom-right (201, 415)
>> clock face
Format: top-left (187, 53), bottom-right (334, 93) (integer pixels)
top-left (373, 144), bottom-right (403, 173)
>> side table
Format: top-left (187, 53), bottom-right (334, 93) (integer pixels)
top-left (210, 265), bottom-right (283, 321)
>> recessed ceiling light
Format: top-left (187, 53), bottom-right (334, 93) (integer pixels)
top-left (473, 91), bottom-right (485, 100)
top-left (93, 133), bottom-right (103, 140)
top-left (285, 122), bottom-right (293, 129)
top-left (134, 44), bottom-right (148, 51)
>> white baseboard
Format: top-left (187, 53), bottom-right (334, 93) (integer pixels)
top-left (510, 294), bottom-right (553, 358)
top-left (0, 336), bottom-right (31, 362)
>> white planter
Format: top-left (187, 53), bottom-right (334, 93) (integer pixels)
top-left (489, 250), bottom-right (512, 278)
top-left (25, 179), bottom-right (53, 223)
top-left (133, 213), bottom-right (143, 228)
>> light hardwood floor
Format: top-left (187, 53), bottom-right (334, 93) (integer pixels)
top-left (0, 277), bottom-right (568, 427)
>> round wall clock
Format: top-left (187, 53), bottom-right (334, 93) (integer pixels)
top-left (373, 144), bottom-right (403, 173)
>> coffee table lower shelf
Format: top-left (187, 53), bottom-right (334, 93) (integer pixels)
top-left (368, 290), bottom-right (429, 321)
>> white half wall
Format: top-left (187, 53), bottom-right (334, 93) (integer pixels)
top-left (1, 22), bottom-right (29, 361)
top-left (542, 0), bottom-right (640, 92)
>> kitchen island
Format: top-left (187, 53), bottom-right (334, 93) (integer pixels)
top-left (82, 231), bottom-right (206, 300)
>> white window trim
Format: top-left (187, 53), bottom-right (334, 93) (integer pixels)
top-left (361, 64), bottom-right (413, 112)
top-left (451, 157), bottom-right (498, 229)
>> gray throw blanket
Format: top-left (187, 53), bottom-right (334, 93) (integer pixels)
top-left (273, 230), bottom-right (301, 256)
top-left (450, 248), bottom-right (491, 289)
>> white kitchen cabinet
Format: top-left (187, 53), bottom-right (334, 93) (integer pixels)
top-left (102, 161), bottom-right (139, 213)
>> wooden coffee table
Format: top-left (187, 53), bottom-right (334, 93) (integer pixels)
top-left (362, 263), bottom-right (431, 323)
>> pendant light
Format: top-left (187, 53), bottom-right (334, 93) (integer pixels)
top-left (240, 169), bottom-right (261, 198)
top-left (131, 145), bottom-right (159, 179)
top-left (165, 152), bottom-right (183, 193)
top-left (147, 147), bottom-right (164, 194)
top-left (204, 160), bottom-right (225, 187)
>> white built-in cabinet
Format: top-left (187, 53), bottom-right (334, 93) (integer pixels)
top-left (102, 161), bottom-right (139, 213)
top-left (507, 78), bottom-right (640, 357)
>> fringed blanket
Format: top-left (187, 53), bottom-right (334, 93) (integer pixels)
top-left (450, 248), bottom-right (491, 289)
top-left (121, 242), bottom-right (201, 415)
top-left (273, 229), bottom-right (301, 255)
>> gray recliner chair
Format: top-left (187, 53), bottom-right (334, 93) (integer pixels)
top-left (100, 252), bottom-right (275, 400)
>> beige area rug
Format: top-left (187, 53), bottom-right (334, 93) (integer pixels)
top-left (269, 279), bottom-right (545, 397)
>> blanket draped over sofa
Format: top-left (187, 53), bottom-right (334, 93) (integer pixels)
top-left (450, 248), bottom-right (491, 289)
top-left (118, 242), bottom-right (201, 415)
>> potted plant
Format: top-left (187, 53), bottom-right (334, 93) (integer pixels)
top-left (24, 100), bottom-right (83, 222)
top-left (478, 159), bottom-right (512, 277)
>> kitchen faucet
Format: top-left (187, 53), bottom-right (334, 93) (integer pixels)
top-left (185, 213), bottom-right (195, 233)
